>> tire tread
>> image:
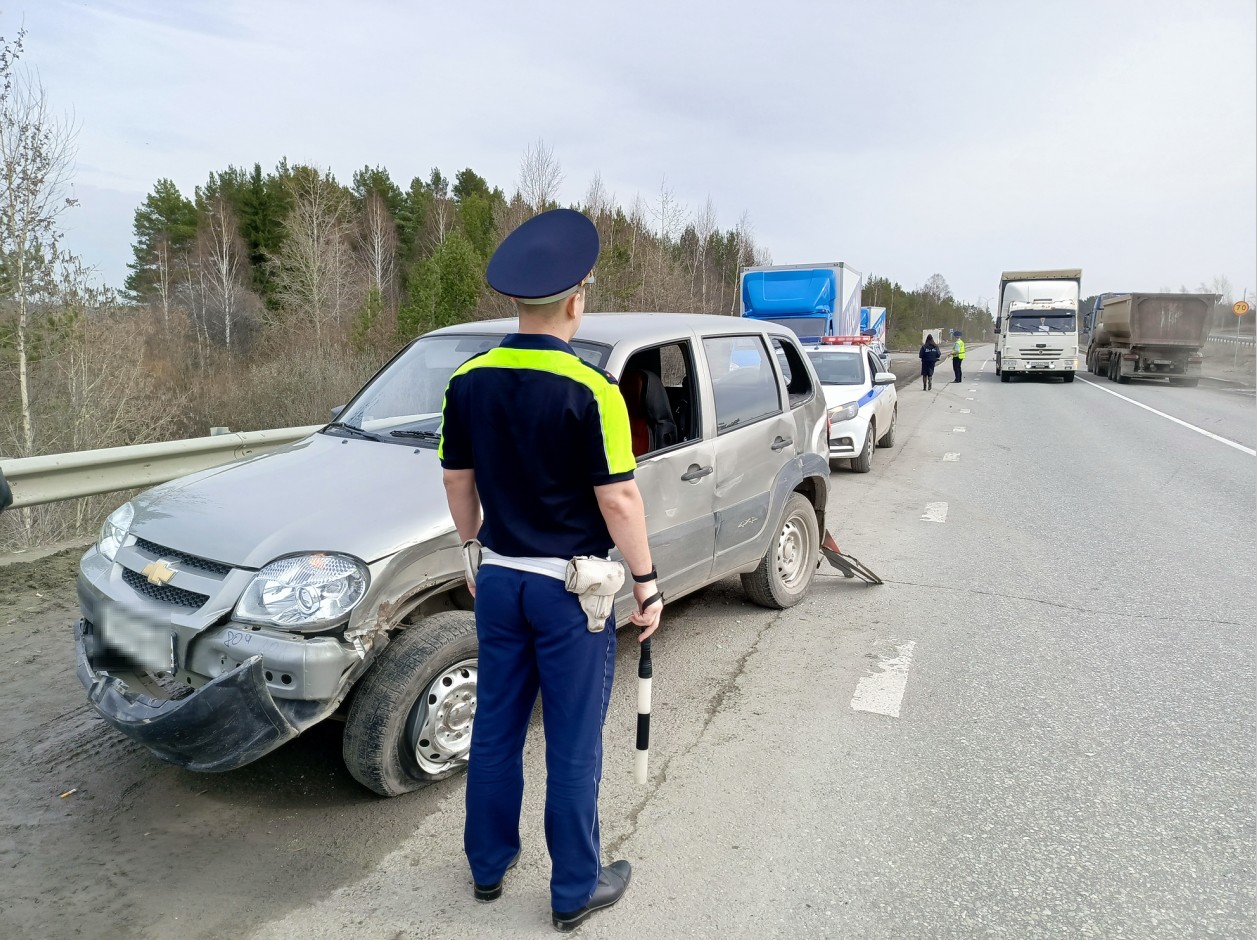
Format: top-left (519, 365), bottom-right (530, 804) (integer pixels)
top-left (343, 611), bottom-right (478, 797)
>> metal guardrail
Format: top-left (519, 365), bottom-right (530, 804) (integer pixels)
top-left (1208, 333), bottom-right (1256, 348)
top-left (0, 425), bottom-right (321, 511)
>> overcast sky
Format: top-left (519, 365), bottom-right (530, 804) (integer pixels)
top-left (14, 0), bottom-right (1257, 309)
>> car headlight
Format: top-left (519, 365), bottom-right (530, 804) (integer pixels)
top-left (97, 502), bottom-right (134, 563)
top-left (235, 553), bottom-right (369, 629)
top-left (828, 401), bottom-right (859, 424)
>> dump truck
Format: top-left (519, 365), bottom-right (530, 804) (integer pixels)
top-left (1086, 292), bottom-right (1216, 386)
top-left (739, 263), bottom-right (862, 343)
top-left (994, 269), bottom-right (1083, 382)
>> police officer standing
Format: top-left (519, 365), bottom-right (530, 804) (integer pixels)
top-left (951, 331), bottom-right (966, 382)
top-left (439, 208), bottom-right (663, 932)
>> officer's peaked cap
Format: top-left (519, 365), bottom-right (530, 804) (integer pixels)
top-left (486, 208), bottom-right (599, 304)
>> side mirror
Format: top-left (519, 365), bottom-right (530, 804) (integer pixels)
top-left (874, 372), bottom-right (897, 386)
top-left (329, 404), bottom-right (345, 421)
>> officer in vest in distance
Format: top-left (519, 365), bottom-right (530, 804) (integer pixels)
top-left (439, 208), bottom-right (663, 932)
top-left (951, 331), bottom-right (966, 382)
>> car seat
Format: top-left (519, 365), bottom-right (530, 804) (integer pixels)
top-left (621, 368), bottom-right (678, 457)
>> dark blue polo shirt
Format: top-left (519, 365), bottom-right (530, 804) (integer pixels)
top-left (438, 333), bottom-right (636, 559)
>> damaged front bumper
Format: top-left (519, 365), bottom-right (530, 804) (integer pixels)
top-left (75, 619), bottom-right (326, 771)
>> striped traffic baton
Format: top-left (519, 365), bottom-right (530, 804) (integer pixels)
top-left (634, 633), bottom-right (653, 783)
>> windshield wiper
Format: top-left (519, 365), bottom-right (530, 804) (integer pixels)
top-left (325, 421), bottom-right (379, 441)
top-left (390, 429), bottom-right (441, 442)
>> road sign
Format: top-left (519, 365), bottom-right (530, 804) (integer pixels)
top-left (1235, 300), bottom-right (1251, 316)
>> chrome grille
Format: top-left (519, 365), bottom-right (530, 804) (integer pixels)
top-left (1020, 347), bottom-right (1064, 359)
top-left (121, 567), bottom-right (209, 609)
top-left (133, 538), bottom-right (232, 577)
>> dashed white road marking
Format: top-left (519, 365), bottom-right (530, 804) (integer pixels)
top-left (850, 641), bottom-right (917, 718)
top-left (960, 408), bottom-right (971, 413)
top-left (1076, 377), bottom-right (1256, 457)
top-left (943, 452), bottom-right (961, 461)
top-left (965, 397), bottom-right (974, 401)
top-left (921, 501), bottom-right (948, 522)
top-left (953, 426), bottom-right (967, 432)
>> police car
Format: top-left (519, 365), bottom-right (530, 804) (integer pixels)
top-left (804, 336), bottom-right (898, 472)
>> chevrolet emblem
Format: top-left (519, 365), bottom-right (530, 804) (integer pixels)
top-left (142, 560), bottom-right (177, 586)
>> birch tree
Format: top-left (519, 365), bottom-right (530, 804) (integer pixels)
top-left (691, 196), bottom-right (718, 310)
top-left (518, 138), bottom-right (562, 214)
top-left (198, 194), bottom-right (251, 351)
top-left (357, 190), bottom-right (398, 305)
top-left (271, 167), bottom-right (360, 343)
top-left (0, 30), bottom-right (78, 459)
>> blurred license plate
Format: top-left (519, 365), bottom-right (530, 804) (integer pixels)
top-left (98, 601), bottom-right (176, 673)
top-left (1031, 363), bottom-right (1049, 369)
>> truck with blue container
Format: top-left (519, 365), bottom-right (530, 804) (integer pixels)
top-left (860, 305), bottom-right (888, 358)
top-left (739, 263), bottom-right (863, 344)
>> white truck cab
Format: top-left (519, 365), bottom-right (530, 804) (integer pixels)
top-left (994, 269), bottom-right (1082, 384)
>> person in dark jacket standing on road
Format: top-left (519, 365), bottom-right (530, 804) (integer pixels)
top-left (919, 335), bottom-right (941, 390)
top-left (440, 208), bottom-right (663, 933)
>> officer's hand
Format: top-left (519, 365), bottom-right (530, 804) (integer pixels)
top-left (630, 581), bottom-right (662, 640)
top-left (465, 575), bottom-right (476, 598)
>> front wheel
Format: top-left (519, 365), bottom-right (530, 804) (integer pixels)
top-left (343, 611), bottom-right (479, 797)
top-left (1062, 372), bottom-right (1075, 383)
top-left (850, 422), bottom-right (874, 472)
top-left (741, 492), bottom-right (820, 609)
top-left (1001, 371), bottom-right (1011, 383)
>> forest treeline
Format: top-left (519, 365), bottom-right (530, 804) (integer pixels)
top-left (1, 23), bottom-right (1000, 550)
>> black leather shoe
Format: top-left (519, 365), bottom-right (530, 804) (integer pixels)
top-left (552, 860), bottom-right (632, 932)
top-left (473, 851), bottom-right (520, 902)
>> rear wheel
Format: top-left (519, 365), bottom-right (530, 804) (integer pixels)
top-left (741, 492), bottom-right (820, 609)
top-left (343, 611), bottom-right (478, 797)
top-left (850, 422), bottom-right (874, 472)
top-left (877, 406), bottom-right (897, 448)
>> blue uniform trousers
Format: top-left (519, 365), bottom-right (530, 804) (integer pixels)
top-left (465, 564), bottom-right (617, 912)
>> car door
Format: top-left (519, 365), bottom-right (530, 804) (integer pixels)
top-left (701, 332), bottom-right (795, 574)
top-left (614, 337), bottom-right (715, 602)
top-left (866, 349), bottom-right (890, 430)
top-left (771, 335), bottom-right (821, 457)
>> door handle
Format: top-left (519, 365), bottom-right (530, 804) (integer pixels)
top-left (680, 465), bottom-right (713, 482)
top-left (770, 436), bottom-right (794, 452)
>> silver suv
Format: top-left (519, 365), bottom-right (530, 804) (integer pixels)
top-left (75, 313), bottom-right (832, 795)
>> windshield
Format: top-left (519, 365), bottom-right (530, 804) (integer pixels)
top-left (1009, 309), bottom-right (1076, 334)
top-left (330, 334), bottom-right (610, 444)
top-left (805, 350), bottom-right (864, 385)
top-left (754, 316), bottom-right (830, 341)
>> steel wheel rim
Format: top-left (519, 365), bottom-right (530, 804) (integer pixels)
top-left (406, 657), bottom-right (477, 774)
top-left (775, 512), bottom-right (811, 589)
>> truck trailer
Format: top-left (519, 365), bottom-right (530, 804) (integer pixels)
top-left (1085, 292), bottom-right (1216, 386)
top-left (739, 263), bottom-right (862, 343)
top-left (994, 269), bottom-right (1083, 383)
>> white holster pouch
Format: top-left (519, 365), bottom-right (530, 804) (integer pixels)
top-left (564, 557), bottom-right (625, 633)
top-left (462, 539), bottom-right (483, 585)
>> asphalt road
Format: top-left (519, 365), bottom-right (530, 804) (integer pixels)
top-left (1, 343), bottom-right (1253, 939)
